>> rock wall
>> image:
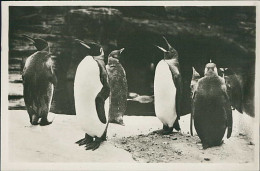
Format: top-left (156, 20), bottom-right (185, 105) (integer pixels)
top-left (9, 6), bottom-right (256, 117)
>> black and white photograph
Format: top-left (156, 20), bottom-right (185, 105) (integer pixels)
top-left (1, 1), bottom-right (259, 171)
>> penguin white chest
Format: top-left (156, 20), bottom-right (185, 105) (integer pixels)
top-left (74, 56), bottom-right (108, 138)
top-left (154, 60), bottom-right (177, 127)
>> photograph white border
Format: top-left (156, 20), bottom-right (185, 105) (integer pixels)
top-left (1, 1), bottom-right (259, 171)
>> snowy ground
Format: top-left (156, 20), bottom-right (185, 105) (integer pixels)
top-left (7, 110), bottom-right (256, 163)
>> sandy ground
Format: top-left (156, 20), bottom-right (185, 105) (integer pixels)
top-left (7, 110), bottom-right (255, 163)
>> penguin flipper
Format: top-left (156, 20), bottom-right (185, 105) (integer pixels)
top-left (173, 119), bottom-right (181, 131)
top-left (224, 92), bottom-right (233, 139)
top-left (95, 61), bottom-right (110, 124)
top-left (95, 89), bottom-right (109, 124)
top-left (230, 77), bottom-right (243, 114)
top-left (190, 91), bottom-right (197, 136)
top-left (166, 62), bottom-right (183, 119)
top-left (49, 71), bottom-right (57, 87)
top-left (46, 65), bottom-right (57, 86)
top-left (173, 74), bottom-right (183, 119)
top-left (226, 106), bottom-right (233, 138)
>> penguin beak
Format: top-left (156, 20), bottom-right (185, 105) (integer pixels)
top-left (119, 48), bottom-right (125, 54)
top-left (23, 35), bottom-right (35, 43)
top-left (162, 36), bottom-right (172, 50)
top-left (192, 67), bottom-right (200, 79)
top-left (192, 67), bottom-right (196, 74)
top-left (154, 45), bottom-right (167, 52)
top-left (100, 48), bottom-right (104, 56)
top-left (75, 39), bottom-right (91, 49)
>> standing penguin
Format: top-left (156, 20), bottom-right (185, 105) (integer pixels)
top-left (219, 68), bottom-right (243, 114)
top-left (190, 67), bottom-right (201, 136)
top-left (74, 39), bottom-right (110, 151)
top-left (106, 48), bottom-right (128, 126)
top-left (192, 62), bottom-right (233, 149)
top-left (154, 36), bottom-right (182, 135)
top-left (22, 35), bottom-right (57, 126)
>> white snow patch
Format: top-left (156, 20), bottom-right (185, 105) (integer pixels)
top-left (8, 110), bottom-right (134, 162)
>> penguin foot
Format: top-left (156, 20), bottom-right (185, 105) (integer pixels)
top-left (39, 120), bottom-right (52, 126)
top-left (39, 116), bottom-right (52, 126)
top-left (162, 125), bottom-right (174, 135)
top-left (152, 129), bottom-right (173, 135)
top-left (76, 134), bottom-right (93, 146)
top-left (162, 130), bottom-right (174, 135)
top-left (30, 114), bottom-right (39, 125)
top-left (85, 137), bottom-right (102, 151)
top-left (152, 129), bottom-right (165, 134)
top-left (75, 138), bottom-right (86, 145)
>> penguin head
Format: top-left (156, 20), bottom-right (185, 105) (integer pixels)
top-left (108, 48), bottom-right (125, 64)
top-left (204, 62), bottom-right (218, 76)
top-left (192, 67), bottom-right (201, 80)
top-left (75, 39), bottom-right (104, 59)
top-left (155, 36), bottom-right (178, 60)
top-left (23, 35), bottom-right (49, 51)
top-left (108, 48), bottom-right (124, 59)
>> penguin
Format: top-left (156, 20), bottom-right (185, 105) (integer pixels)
top-left (192, 62), bottom-right (233, 149)
top-left (153, 36), bottom-right (182, 135)
top-left (74, 39), bottom-right (110, 151)
top-left (22, 35), bottom-right (57, 126)
top-left (190, 67), bottom-right (201, 136)
top-left (219, 68), bottom-right (243, 114)
top-left (106, 48), bottom-right (128, 126)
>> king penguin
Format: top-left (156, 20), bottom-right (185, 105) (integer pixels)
top-left (153, 36), bottom-right (182, 135)
top-left (106, 48), bottom-right (128, 126)
top-left (219, 68), bottom-right (243, 114)
top-left (22, 35), bottom-right (57, 126)
top-left (74, 39), bottom-right (110, 151)
top-left (190, 67), bottom-right (201, 136)
top-left (192, 62), bottom-right (233, 149)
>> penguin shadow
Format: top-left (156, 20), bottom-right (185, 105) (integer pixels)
top-left (149, 129), bottom-right (180, 136)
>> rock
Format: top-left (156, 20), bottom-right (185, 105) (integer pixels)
top-left (121, 140), bottom-right (127, 144)
top-left (204, 158), bottom-right (210, 161)
top-left (239, 133), bottom-right (246, 136)
top-left (249, 142), bottom-right (254, 145)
